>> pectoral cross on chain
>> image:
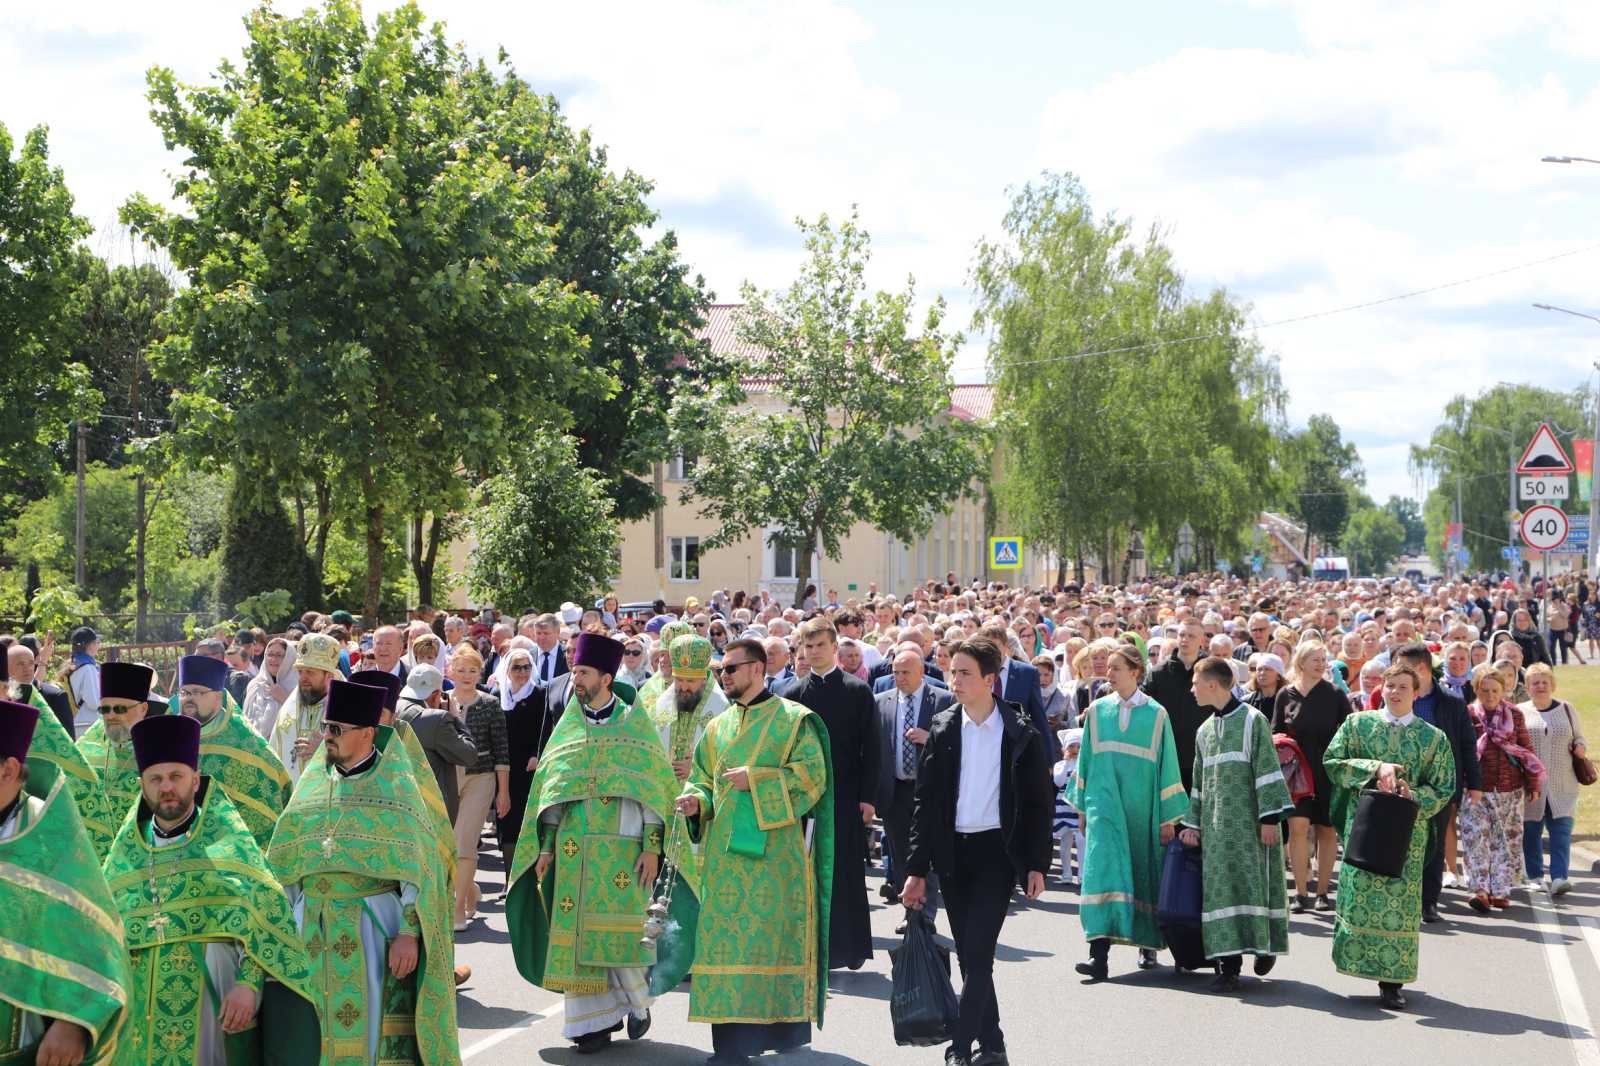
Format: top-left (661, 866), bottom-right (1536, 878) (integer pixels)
top-left (322, 836), bottom-right (336, 857)
top-left (149, 913), bottom-right (170, 943)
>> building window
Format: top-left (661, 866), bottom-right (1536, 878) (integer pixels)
top-left (773, 543), bottom-right (797, 580)
top-left (667, 453), bottom-right (694, 481)
top-left (669, 536), bottom-right (700, 581)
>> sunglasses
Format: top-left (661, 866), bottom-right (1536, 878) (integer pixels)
top-left (322, 722), bottom-right (362, 737)
top-left (508, 664), bottom-right (532, 672)
top-left (624, 649), bottom-right (644, 657)
top-left (98, 703), bottom-right (138, 715)
top-left (716, 660), bottom-right (755, 676)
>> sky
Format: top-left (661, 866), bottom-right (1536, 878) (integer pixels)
top-left (6, 0), bottom-right (1600, 508)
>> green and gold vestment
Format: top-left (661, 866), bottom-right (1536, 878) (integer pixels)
top-left (16, 686), bottom-right (113, 850)
top-left (78, 719), bottom-right (145, 860)
top-left (680, 691), bottom-right (835, 1026)
top-left (268, 728), bottom-right (459, 1066)
top-left (1324, 711), bottom-right (1454, 984)
top-left (506, 693), bottom-right (677, 997)
top-left (102, 779), bottom-right (319, 1066)
top-left (193, 701), bottom-right (292, 852)
top-left (0, 768), bottom-right (131, 1065)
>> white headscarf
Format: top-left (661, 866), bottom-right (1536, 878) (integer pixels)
top-left (499, 647), bottom-right (536, 711)
top-left (243, 637), bottom-right (298, 738)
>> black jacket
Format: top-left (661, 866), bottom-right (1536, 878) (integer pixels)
top-left (905, 700), bottom-right (1054, 887)
top-left (873, 685), bottom-right (953, 812)
top-left (1420, 683), bottom-right (1482, 801)
top-left (1142, 653), bottom-right (1211, 793)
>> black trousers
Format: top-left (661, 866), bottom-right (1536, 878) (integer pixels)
top-left (1421, 802), bottom-right (1455, 908)
top-left (942, 829), bottom-right (1014, 1055)
top-left (886, 779), bottom-right (941, 917)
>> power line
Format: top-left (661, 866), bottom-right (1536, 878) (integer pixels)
top-left (989, 241), bottom-right (1600, 371)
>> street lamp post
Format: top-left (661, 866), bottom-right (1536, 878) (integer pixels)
top-left (1530, 304), bottom-right (1600, 579)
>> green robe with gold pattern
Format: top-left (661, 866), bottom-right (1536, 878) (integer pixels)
top-left (16, 684), bottom-right (114, 849)
top-left (1324, 711), bottom-right (1455, 984)
top-left (102, 778), bottom-right (319, 1066)
top-left (193, 701), bottom-right (292, 852)
top-left (78, 719), bottom-right (145, 860)
top-left (506, 693), bottom-right (678, 997)
top-left (267, 728), bottom-right (460, 1066)
top-left (0, 767), bottom-right (131, 1065)
top-left (679, 691), bottom-right (835, 1026)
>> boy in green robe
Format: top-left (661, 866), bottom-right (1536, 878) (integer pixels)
top-left (1324, 661), bottom-right (1454, 1011)
top-left (0, 698), bottom-right (131, 1066)
top-left (174, 654), bottom-right (293, 851)
top-left (104, 714), bottom-right (319, 1065)
top-left (77, 662), bottom-right (157, 858)
top-left (675, 637), bottom-right (834, 1066)
top-left (1178, 656), bottom-right (1295, 993)
top-left (506, 634), bottom-right (678, 1055)
top-left (1071, 643), bottom-right (1188, 981)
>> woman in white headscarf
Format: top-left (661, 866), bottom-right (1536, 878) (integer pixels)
top-left (497, 646), bottom-right (544, 869)
top-left (242, 636), bottom-right (297, 738)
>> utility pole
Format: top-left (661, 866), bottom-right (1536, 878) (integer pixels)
top-left (75, 419), bottom-right (87, 590)
top-left (133, 343), bottom-right (148, 642)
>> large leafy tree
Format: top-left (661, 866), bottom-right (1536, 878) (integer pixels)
top-left (467, 430), bottom-right (620, 612)
top-left (1344, 505), bottom-right (1406, 576)
top-left (673, 210), bottom-right (987, 606)
top-left (0, 124), bottom-right (96, 513)
top-left (1279, 414), bottom-right (1364, 559)
top-left (1384, 495), bottom-right (1426, 555)
top-left (124, 1), bottom-right (596, 623)
top-left (972, 173), bottom-right (1285, 580)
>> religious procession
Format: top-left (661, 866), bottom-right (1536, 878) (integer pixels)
top-left (3, 571), bottom-right (1594, 1065)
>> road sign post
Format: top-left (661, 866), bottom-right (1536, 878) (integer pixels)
top-left (989, 536), bottom-right (1022, 571)
top-left (1520, 505), bottom-right (1570, 551)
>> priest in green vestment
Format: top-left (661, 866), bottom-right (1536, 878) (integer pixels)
top-left (506, 633), bottom-right (677, 1055)
top-left (0, 698), bottom-right (131, 1066)
top-left (1177, 657), bottom-right (1295, 992)
top-left (174, 655), bottom-right (292, 852)
top-left (104, 714), bottom-right (320, 1065)
top-left (12, 679), bottom-right (113, 849)
top-left (267, 680), bottom-right (460, 1065)
top-left (635, 621), bottom-right (693, 712)
top-left (674, 637), bottom-right (834, 1065)
top-left (1324, 661), bottom-right (1455, 1011)
top-left (1070, 644), bottom-right (1188, 981)
top-left (77, 662), bottom-right (158, 859)
top-left (650, 634), bottom-right (730, 899)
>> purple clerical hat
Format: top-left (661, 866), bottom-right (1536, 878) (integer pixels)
top-left (572, 632), bottom-right (625, 679)
top-left (177, 654), bottom-right (230, 692)
top-left (0, 699), bottom-right (40, 762)
top-left (131, 713), bottom-right (201, 771)
top-left (324, 680), bottom-right (385, 729)
top-left (348, 670), bottom-right (403, 713)
top-left (101, 662), bottom-right (155, 703)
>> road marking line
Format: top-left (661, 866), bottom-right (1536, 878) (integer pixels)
top-left (461, 996), bottom-right (564, 1061)
top-left (1578, 915), bottom-right (1600, 986)
top-left (1528, 892), bottom-right (1600, 1065)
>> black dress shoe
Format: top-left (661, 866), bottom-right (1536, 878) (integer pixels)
top-left (1253, 954), bottom-right (1277, 977)
top-left (1075, 958), bottom-right (1109, 981)
top-left (879, 883), bottom-right (898, 900)
top-left (574, 1029), bottom-right (613, 1054)
top-left (1209, 972), bottom-right (1241, 993)
top-left (973, 1049), bottom-right (1010, 1066)
top-left (1421, 903), bottom-right (1441, 924)
top-left (627, 1009), bottom-right (651, 1040)
top-left (1378, 985), bottom-right (1407, 1010)
top-left (895, 920), bottom-right (908, 935)
top-left (943, 1049), bottom-right (971, 1066)
top-left (707, 1055), bottom-right (752, 1066)
top-left (1137, 948), bottom-right (1159, 970)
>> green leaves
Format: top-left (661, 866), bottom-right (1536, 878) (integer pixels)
top-left (673, 209), bottom-right (985, 604)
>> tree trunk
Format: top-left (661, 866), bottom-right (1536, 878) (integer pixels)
top-left (1074, 550), bottom-right (1084, 586)
top-left (362, 467), bottom-right (384, 627)
top-left (311, 482), bottom-right (332, 589)
top-left (791, 530), bottom-right (816, 609)
top-left (409, 511), bottom-right (444, 606)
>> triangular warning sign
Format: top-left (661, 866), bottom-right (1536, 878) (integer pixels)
top-left (994, 541), bottom-right (1019, 565)
top-left (1518, 423), bottom-right (1573, 475)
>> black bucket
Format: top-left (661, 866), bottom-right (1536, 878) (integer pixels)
top-left (1344, 788), bottom-right (1419, 878)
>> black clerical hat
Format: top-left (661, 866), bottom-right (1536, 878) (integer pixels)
top-left (131, 713), bottom-right (201, 772)
top-left (324, 680), bottom-right (385, 729)
top-left (0, 699), bottom-right (40, 762)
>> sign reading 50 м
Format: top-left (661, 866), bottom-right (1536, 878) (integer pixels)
top-left (989, 537), bottom-right (1023, 570)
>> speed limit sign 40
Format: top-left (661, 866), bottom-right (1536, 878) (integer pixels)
top-left (1520, 504), bottom-right (1569, 551)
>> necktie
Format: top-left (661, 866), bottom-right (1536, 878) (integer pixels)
top-left (539, 652), bottom-right (549, 682)
top-left (901, 693), bottom-right (917, 777)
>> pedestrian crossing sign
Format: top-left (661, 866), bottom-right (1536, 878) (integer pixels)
top-left (989, 537), bottom-right (1022, 570)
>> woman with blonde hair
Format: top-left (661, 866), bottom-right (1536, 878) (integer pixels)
top-left (1462, 663), bottom-right (1544, 912)
top-left (1519, 663), bottom-right (1588, 895)
top-left (1271, 640), bottom-right (1349, 913)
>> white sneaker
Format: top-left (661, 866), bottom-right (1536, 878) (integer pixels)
top-left (1442, 872), bottom-right (1458, 889)
top-left (453, 918), bottom-right (470, 932)
top-left (1551, 879), bottom-right (1573, 898)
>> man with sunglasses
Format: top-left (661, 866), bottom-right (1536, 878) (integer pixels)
top-left (675, 637), bottom-right (833, 1065)
top-left (175, 654), bottom-right (292, 851)
top-left (75, 661), bottom-right (157, 858)
top-left (269, 680), bottom-right (461, 1063)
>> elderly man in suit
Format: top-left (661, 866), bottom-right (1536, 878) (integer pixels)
top-left (876, 645), bottom-right (953, 931)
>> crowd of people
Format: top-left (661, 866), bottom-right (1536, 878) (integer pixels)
top-left (0, 569), bottom-right (1592, 1066)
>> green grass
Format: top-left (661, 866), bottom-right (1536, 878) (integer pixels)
top-left (1552, 665), bottom-right (1600, 844)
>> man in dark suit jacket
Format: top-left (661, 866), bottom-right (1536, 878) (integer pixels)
top-left (873, 671), bottom-right (948, 695)
top-left (875, 648), bottom-right (954, 926)
top-left (498, 663), bottom-right (572, 871)
top-left (1394, 643), bottom-right (1483, 923)
top-left (903, 635), bottom-right (1052, 1066)
top-left (781, 617), bottom-right (880, 971)
top-left (980, 623), bottom-right (1059, 763)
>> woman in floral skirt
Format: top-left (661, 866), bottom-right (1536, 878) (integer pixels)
top-left (1461, 663), bottom-right (1545, 912)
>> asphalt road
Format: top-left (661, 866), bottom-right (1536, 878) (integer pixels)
top-left (450, 834), bottom-right (1600, 1065)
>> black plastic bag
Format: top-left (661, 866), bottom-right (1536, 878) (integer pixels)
top-left (890, 911), bottom-right (958, 1047)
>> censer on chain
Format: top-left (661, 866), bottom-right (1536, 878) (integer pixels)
top-left (641, 809), bottom-right (687, 947)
